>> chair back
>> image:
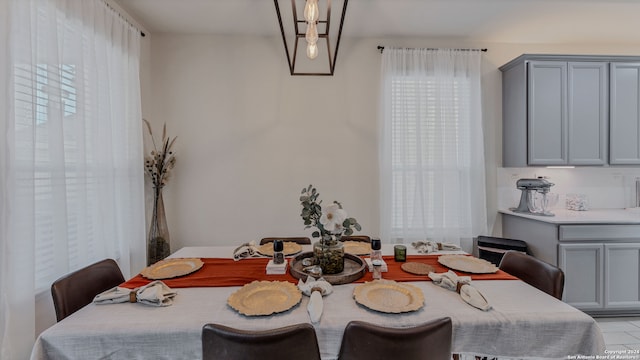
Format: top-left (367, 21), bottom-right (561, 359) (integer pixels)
top-left (51, 258), bottom-right (125, 321)
top-left (337, 317), bottom-right (452, 360)
top-left (499, 250), bottom-right (565, 299)
top-left (259, 237), bottom-right (311, 245)
top-left (340, 235), bottom-right (371, 243)
top-left (202, 323), bottom-right (321, 360)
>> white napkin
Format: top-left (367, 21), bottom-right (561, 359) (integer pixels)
top-left (233, 241), bottom-right (260, 261)
top-left (308, 291), bottom-right (323, 323)
top-left (428, 270), bottom-right (491, 311)
top-left (297, 277), bottom-right (333, 323)
top-left (364, 258), bottom-right (388, 272)
top-left (93, 280), bottom-right (177, 307)
top-left (459, 283), bottom-right (492, 311)
top-left (266, 259), bottom-right (288, 275)
top-left (412, 241), bottom-right (461, 254)
top-left (428, 270), bottom-right (471, 291)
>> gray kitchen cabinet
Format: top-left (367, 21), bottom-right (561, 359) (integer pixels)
top-left (559, 242), bottom-right (640, 312)
top-left (501, 54), bottom-right (640, 167)
top-left (527, 61), bottom-right (567, 165)
top-left (502, 213), bottom-right (640, 315)
top-left (604, 243), bottom-right (640, 309)
top-left (610, 63), bottom-right (640, 165)
top-left (559, 243), bottom-right (603, 310)
top-left (527, 61), bottom-right (607, 165)
top-left (567, 62), bottom-right (608, 165)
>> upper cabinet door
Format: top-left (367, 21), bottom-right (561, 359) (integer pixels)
top-left (567, 62), bottom-right (608, 165)
top-left (501, 55), bottom-right (640, 167)
top-left (528, 61), bottom-right (567, 165)
top-left (610, 63), bottom-right (640, 165)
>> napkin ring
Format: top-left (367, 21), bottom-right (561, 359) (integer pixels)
top-left (129, 291), bottom-right (137, 303)
top-left (455, 282), bottom-right (464, 294)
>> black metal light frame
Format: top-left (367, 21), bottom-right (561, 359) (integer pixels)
top-left (274, 0), bottom-right (348, 76)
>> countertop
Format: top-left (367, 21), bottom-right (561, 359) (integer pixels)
top-left (499, 208), bottom-right (640, 224)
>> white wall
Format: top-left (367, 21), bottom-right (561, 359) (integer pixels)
top-left (147, 35), bottom-right (380, 251)
top-left (144, 34), bottom-right (640, 255)
top-left (498, 167), bottom-right (640, 212)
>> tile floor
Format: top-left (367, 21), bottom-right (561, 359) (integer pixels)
top-left (595, 317), bottom-right (640, 351)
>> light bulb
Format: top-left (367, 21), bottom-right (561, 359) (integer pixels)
top-left (307, 43), bottom-right (318, 59)
top-left (304, 0), bottom-right (319, 22)
top-left (305, 22), bottom-right (318, 45)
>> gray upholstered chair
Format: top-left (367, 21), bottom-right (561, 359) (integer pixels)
top-left (51, 258), bottom-right (125, 321)
top-left (202, 323), bottom-right (321, 360)
top-left (259, 237), bottom-right (311, 245)
top-left (337, 317), bottom-right (452, 360)
top-left (340, 235), bottom-right (371, 243)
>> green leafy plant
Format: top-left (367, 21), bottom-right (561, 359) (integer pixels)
top-left (300, 184), bottom-right (361, 243)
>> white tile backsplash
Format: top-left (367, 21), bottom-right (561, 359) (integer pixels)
top-left (498, 167), bottom-right (640, 210)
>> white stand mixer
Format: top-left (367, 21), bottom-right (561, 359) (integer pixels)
top-left (511, 178), bottom-right (555, 216)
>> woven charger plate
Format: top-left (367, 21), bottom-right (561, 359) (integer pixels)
top-left (227, 280), bottom-right (302, 316)
top-left (354, 279), bottom-right (424, 313)
top-left (343, 241), bottom-right (371, 255)
top-left (401, 262), bottom-right (435, 275)
top-left (438, 254), bottom-right (498, 274)
top-left (140, 258), bottom-right (204, 280)
top-left (257, 242), bottom-right (302, 257)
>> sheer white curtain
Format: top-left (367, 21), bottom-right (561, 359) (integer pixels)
top-left (379, 48), bottom-right (487, 245)
top-left (0, 0), bottom-right (144, 358)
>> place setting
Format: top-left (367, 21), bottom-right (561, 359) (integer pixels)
top-left (436, 254), bottom-right (498, 274)
top-left (140, 258), bottom-right (205, 279)
top-left (232, 240), bottom-right (303, 261)
top-left (342, 241), bottom-right (372, 256)
top-left (91, 257), bottom-right (209, 308)
top-left (353, 279), bottom-right (425, 314)
top-left (226, 280), bottom-right (302, 316)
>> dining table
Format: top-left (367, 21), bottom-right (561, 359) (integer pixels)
top-left (30, 244), bottom-right (606, 360)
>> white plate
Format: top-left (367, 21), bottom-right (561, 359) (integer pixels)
top-left (353, 280), bottom-right (424, 313)
top-left (343, 241), bottom-right (371, 255)
top-left (257, 242), bottom-right (302, 257)
top-left (227, 280), bottom-right (302, 316)
top-left (437, 255), bottom-right (498, 274)
top-left (141, 258), bottom-right (204, 280)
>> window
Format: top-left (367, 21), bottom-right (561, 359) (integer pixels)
top-left (379, 49), bottom-right (486, 244)
top-left (2, 1), bottom-right (144, 357)
top-left (389, 76), bottom-right (471, 236)
top-left (6, 0), bottom-right (144, 291)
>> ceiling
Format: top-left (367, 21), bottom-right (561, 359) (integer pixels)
top-left (115, 0), bottom-right (640, 44)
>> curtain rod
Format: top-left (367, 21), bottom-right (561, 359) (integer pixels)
top-left (102, 0), bottom-right (146, 37)
top-left (377, 46), bottom-right (487, 53)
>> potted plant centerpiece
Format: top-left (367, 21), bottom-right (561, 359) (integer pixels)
top-left (300, 185), bottom-right (361, 274)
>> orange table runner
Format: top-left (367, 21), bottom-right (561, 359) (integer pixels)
top-left (120, 255), bottom-right (517, 289)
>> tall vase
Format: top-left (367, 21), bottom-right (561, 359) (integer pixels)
top-left (147, 186), bottom-right (170, 265)
top-left (313, 237), bottom-right (345, 274)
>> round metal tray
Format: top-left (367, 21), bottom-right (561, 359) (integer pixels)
top-left (290, 252), bottom-right (366, 285)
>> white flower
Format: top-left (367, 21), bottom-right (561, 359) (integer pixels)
top-left (320, 203), bottom-right (347, 234)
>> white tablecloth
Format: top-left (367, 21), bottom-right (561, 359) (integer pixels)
top-left (31, 246), bottom-right (606, 360)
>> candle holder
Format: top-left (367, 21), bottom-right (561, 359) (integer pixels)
top-left (394, 245), bottom-right (407, 262)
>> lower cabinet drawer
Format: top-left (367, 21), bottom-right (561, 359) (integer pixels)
top-left (559, 225), bottom-right (640, 241)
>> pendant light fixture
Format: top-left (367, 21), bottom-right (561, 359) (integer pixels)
top-left (304, 0), bottom-right (319, 59)
top-left (274, 0), bottom-right (349, 76)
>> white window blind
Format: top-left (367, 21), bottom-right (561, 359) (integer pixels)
top-left (14, 62), bottom-right (95, 289)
